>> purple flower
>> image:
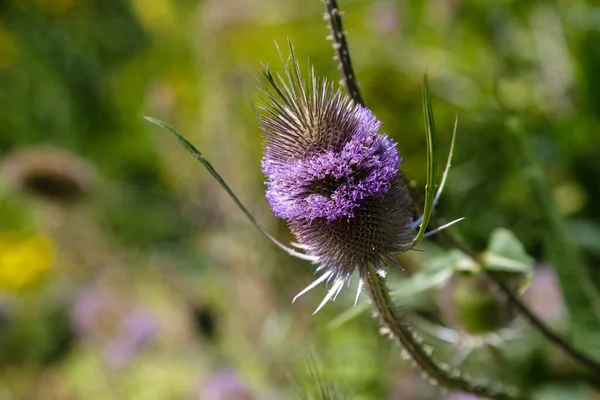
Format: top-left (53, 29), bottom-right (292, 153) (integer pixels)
top-left (443, 394), bottom-right (488, 400)
top-left (103, 308), bottom-right (159, 369)
top-left (524, 265), bottom-right (564, 324)
top-left (262, 106), bottom-right (399, 222)
top-left (70, 286), bottom-right (110, 337)
top-left (196, 370), bottom-right (253, 400)
top-left (70, 286), bottom-right (159, 369)
top-left (259, 55), bottom-right (413, 310)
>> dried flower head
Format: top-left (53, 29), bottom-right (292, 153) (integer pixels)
top-left (258, 51), bottom-right (414, 310)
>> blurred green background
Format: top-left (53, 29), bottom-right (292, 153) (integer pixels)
top-left (1, 0), bottom-right (600, 399)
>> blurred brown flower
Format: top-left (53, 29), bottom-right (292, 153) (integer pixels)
top-left (0, 145), bottom-right (96, 203)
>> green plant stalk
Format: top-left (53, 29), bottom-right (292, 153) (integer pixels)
top-left (507, 118), bottom-right (600, 359)
top-left (365, 266), bottom-right (519, 400)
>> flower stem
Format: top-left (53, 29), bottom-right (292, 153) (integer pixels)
top-left (507, 117), bottom-right (600, 365)
top-left (365, 266), bottom-right (520, 400)
top-left (323, 0), bottom-right (364, 106)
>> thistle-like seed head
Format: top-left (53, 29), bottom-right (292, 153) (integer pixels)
top-left (258, 51), bottom-right (413, 296)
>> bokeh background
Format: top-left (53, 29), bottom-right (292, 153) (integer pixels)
top-left (1, 0), bottom-right (600, 399)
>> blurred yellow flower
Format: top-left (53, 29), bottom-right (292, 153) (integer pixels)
top-left (35, 0), bottom-right (74, 16)
top-left (0, 26), bottom-right (19, 70)
top-left (0, 233), bottom-right (55, 292)
top-left (130, 0), bottom-right (176, 33)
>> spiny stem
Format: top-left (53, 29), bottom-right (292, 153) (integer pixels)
top-left (365, 266), bottom-right (520, 400)
top-left (323, 0), bottom-right (364, 105)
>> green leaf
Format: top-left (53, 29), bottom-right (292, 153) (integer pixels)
top-left (409, 73), bottom-right (438, 249)
top-left (432, 114), bottom-right (458, 208)
top-left (482, 228), bottom-right (534, 274)
top-left (389, 250), bottom-right (467, 300)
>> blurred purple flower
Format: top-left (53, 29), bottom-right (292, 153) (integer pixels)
top-left (370, 1), bottom-right (399, 36)
top-left (263, 106), bottom-right (399, 223)
top-left (103, 308), bottom-right (159, 369)
top-left (70, 286), bottom-right (159, 368)
top-left (524, 266), bottom-right (565, 324)
top-left (103, 339), bottom-right (137, 369)
top-left (121, 308), bottom-right (159, 344)
top-left (70, 286), bottom-right (110, 337)
top-left (196, 370), bottom-right (253, 400)
top-left (444, 394), bottom-right (487, 400)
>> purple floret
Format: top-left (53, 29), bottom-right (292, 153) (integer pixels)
top-left (262, 106), bottom-right (400, 222)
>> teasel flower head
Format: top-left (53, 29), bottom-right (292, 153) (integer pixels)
top-left (258, 51), bottom-right (414, 311)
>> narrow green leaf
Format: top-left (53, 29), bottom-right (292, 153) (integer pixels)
top-left (433, 114), bottom-right (458, 207)
top-left (144, 117), bottom-right (314, 261)
top-left (411, 113), bottom-right (460, 233)
top-left (410, 73), bottom-right (438, 249)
